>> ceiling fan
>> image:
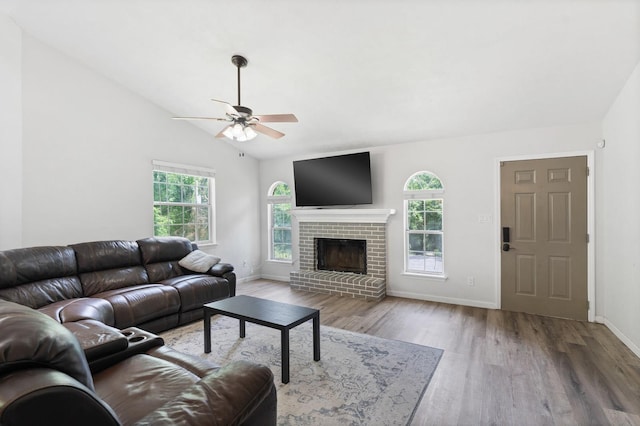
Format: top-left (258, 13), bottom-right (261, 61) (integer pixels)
top-left (173, 55), bottom-right (298, 142)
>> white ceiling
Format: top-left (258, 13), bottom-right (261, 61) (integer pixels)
top-left (1, 0), bottom-right (639, 159)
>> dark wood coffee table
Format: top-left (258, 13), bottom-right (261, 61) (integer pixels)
top-left (203, 295), bottom-right (320, 384)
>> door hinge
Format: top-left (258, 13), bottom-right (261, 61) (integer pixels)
top-left (586, 233), bottom-right (590, 243)
top-left (586, 167), bottom-right (590, 176)
top-left (587, 300), bottom-right (590, 310)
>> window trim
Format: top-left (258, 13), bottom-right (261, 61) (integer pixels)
top-left (152, 160), bottom-right (216, 245)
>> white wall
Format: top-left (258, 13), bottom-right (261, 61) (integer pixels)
top-left (11, 32), bottom-right (261, 280)
top-left (600, 61), bottom-right (640, 356)
top-left (260, 123), bottom-right (602, 309)
top-left (0, 16), bottom-right (22, 249)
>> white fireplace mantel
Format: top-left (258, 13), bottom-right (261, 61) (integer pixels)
top-left (291, 208), bottom-right (396, 224)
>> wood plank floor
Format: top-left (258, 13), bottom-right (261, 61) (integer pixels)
top-left (237, 279), bottom-right (640, 426)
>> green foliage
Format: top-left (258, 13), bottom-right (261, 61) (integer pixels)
top-left (272, 182), bottom-right (291, 196)
top-left (405, 172), bottom-right (443, 191)
top-left (153, 171), bottom-right (211, 242)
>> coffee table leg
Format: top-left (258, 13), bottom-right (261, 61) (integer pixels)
top-left (204, 310), bottom-right (211, 353)
top-left (240, 319), bottom-right (246, 338)
top-left (313, 313), bottom-right (320, 361)
top-left (281, 328), bottom-right (290, 384)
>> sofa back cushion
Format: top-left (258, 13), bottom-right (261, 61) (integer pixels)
top-left (137, 237), bottom-right (193, 283)
top-left (0, 300), bottom-right (94, 390)
top-left (0, 247), bottom-right (83, 308)
top-left (71, 241), bottom-right (149, 296)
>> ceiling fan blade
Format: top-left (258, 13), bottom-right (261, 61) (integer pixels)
top-left (253, 123), bottom-right (285, 139)
top-left (172, 116), bottom-right (229, 121)
top-left (253, 113), bottom-right (298, 123)
top-left (211, 99), bottom-right (240, 116)
top-left (215, 125), bottom-right (232, 138)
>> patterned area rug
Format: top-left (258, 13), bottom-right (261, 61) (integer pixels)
top-left (160, 316), bottom-right (443, 425)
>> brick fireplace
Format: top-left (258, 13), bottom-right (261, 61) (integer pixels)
top-left (290, 209), bottom-right (395, 301)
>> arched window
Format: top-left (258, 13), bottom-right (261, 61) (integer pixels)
top-left (404, 171), bottom-right (445, 275)
top-left (267, 182), bottom-right (292, 261)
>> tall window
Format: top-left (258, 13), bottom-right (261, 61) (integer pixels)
top-left (152, 160), bottom-right (215, 244)
top-left (268, 182), bottom-right (292, 261)
top-left (404, 171), bottom-right (444, 275)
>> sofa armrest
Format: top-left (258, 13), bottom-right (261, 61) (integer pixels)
top-left (0, 369), bottom-right (120, 426)
top-left (132, 360), bottom-right (276, 426)
top-left (210, 262), bottom-right (234, 276)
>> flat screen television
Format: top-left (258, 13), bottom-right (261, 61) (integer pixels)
top-left (293, 152), bottom-right (373, 207)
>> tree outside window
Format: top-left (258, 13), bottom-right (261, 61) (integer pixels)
top-left (268, 182), bottom-right (292, 261)
top-left (404, 171), bottom-right (444, 275)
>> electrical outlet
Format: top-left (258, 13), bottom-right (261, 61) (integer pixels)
top-left (467, 276), bottom-right (475, 286)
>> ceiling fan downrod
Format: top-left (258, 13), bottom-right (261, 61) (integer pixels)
top-left (231, 55), bottom-right (248, 106)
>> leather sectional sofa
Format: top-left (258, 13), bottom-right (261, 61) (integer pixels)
top-left (0, 236), bottom-right (236, 332)
top-left (0, 237), bottom-right (278, 424)
top-left (0, 299), bottom-right (277, 425)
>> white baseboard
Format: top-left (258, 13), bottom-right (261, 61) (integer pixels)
top-left (259, 274), bottom-right (290, 282)
top-left (601, 318), bottom-right (640, 359)
top-left (386, 290), bottom-right (498, 310)
top-left (236, 274), bottom-right (261, 284)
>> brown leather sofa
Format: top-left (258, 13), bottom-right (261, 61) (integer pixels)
top-left (0, 300), bottom-right (277, 425)
top-left (0, 237), bottom-right (236, 333)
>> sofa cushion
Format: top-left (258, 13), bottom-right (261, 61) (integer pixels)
top-left (71, 241), bottom-right (149, 296)
top-left (38, 297), bottom-right (115, 325)
top-left (93, 284), bottom-right (180, 329)
top-left (178, 250), bottom-right (220, 273)
top-left (137, 237), bottom-right (193, 282)
top-left (161, 274), bottom-right (230, 312)
top-left (0, 247), bottom-right (82, 308)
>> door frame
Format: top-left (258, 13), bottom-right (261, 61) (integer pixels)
top-left (494, 151), bottom-right (595, 322)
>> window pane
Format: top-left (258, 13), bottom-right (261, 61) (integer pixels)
top-left (197, 182), bottom-right (209, 204)
top-left (153, 171), bottom-right (167, 183)
top-left (408, 233), bottom-right (424, 251)
top-left (169, 224), bottom-right (184, 237)
top-left (182, 184), bottom-right (196, 204)
top-left (408, 251), bottom-right (426, 270)
top-left (273, 244), bottom-right (292, 260)
top-left (274, 229), bottom-right (291, 244)
top-left (425, 233), bottom-right (442, 253)
top-left (425, 199), bottom-right (443, 211)
top-left (425, 212), bottom-right (442, 230)
top-left (197, 206), bottom-right (209, 224)
top-left (169, 206), bottom-right (183, 224)
top-left (154, 225), bottom-right (168, 237)
top-left (408, 200), bottom-right (424, 212)
top-left (409, 211), bottom-right (425, 230)
top-left (406, 172), bottom-right (443, 191)
top-left (197, 224), bottom-right (209, 241)
top-left (272, 183), bottom-right (291, 196)
top-left (168, 184), bottom-right (182, 202)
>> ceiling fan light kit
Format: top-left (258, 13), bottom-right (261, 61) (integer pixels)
top-left (173, 55), bottom-right (297, 142)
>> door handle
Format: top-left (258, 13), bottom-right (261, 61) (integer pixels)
top-left (502, 243), bottom-right (510, 252)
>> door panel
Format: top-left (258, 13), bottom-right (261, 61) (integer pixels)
top-left (501, 156), bottom-right (588, 321)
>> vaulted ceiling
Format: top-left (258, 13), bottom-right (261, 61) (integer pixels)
top-left (1, 0), bottom-right (638, 159)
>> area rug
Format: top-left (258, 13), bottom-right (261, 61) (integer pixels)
top-left (160, 316), bottom-right (443, 425)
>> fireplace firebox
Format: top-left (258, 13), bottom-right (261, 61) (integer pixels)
top-left (316, 238), bottom-right (367, 275)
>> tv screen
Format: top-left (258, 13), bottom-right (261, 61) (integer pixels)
top-left (293, 152), bottom-right (373, 207)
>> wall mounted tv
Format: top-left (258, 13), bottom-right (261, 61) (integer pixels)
top-left (293, 152), bottom-right (373, 207)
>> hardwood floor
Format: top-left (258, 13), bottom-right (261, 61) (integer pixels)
top-left (237, 279), bottom-right (640, 426)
